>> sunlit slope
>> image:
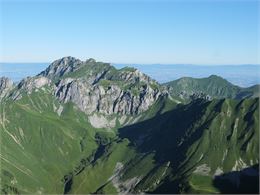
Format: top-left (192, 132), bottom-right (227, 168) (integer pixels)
top-left (0, 89), bottom-right (100, 194)
top-left (0, 86), bottom-right (176, 194)
top-left (164, 75), bottom-right (259, 99)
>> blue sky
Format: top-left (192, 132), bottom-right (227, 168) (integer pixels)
top-left (0, 0), bottom-right (259, 64)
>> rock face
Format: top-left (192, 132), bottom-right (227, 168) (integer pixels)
top-left (17, 76), bottom-right (51, 92)
top-left (54, 77), bottom-right (162, 115)
top-left (0, 77), bottom-right (13, 99)
top-left (39, 56), bottom-right (83, 79)
top-left (40, 57), bottom-right (166, 116)
top-left (0, 77), bottom-right (13, 92)
top-left (88, 114), bottom-right (117, 129)
top-left (11, 76), bottom-right (51, 100)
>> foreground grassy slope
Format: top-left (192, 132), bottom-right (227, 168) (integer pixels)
top-left (51, 95), bottom-right (178, 194)
top-left (0, 89), bottom-right (101, 194)
top-left (118, 98), bottom-right (259, 193)
top-left (0, 90), bottom-right (258, 194)
top-left (61, 97), bottom-right (259, 194)
top-left (0, 84), bottom-right (177, 194)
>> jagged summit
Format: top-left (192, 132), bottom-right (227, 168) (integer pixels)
top-left (39, 56), bottom-right (83, 79)
top-left (55, 56), bottom-right (80, 64)
top-left (39, 56), bottom-right (152, 83)
top-left (24, 57), bottom-right (165, 121)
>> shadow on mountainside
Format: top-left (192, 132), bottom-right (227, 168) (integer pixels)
top-left (118, 99), bottom-right (211, 164)
top-left (213, 164), bottom-right (259, 194)
top-left (117, 98), bottom-right (259, 193)
top-left (118, 99), bottom-right (213, 193)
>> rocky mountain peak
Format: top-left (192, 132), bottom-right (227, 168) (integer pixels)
top-left (6, 57), bottom-right (168, 127)
top-left (39, 56), bottom-right (83, 79)
top-left (56, 56), bottom-right (80, 65)
top-left (86, 58), bottom-right (96, 63)
top-left (36, 57), bottom-right (166, 118)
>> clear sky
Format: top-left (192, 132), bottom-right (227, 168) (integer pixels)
top-left (0, 0), bottom-right (259, 64)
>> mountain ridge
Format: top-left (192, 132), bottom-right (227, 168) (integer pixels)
top-left (164, 74), bottom-right (259, 100)
top-left (0, 56), bottom-right (259, 194)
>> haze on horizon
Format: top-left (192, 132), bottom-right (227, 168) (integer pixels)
top-left (0, 0), bottom-right (259, 65)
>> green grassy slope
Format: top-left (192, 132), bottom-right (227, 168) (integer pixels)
top-left (118, 98), bottom-right (259, 193)
top-left (164, 75), bottom-right (259, 99)
top-left (0, 84), bottom-right (177, 194)
top-left (65, 97), bottom-right (259, 194)
top-left (0, 88), bottom-right (258, 194)
top-left (0, 89), bottom-right (101, 194)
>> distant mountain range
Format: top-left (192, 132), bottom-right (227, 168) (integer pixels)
top-left (0, 57), bottom-right (259, 194)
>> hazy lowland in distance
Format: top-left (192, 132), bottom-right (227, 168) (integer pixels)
top-left (0, 62), bottom-right (259, 87)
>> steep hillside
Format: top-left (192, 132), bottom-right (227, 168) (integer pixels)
top-left (0, 89), bottom-right (96, 194)
top-left (1, 91), bottom-right (257, 194)
top-left (0, 90), bottom-right (174, 194)
top-left (118, 98), bottom-right (259, 193)
top-left (164, 75), bottom-right (259, 100)
top-left (0, 57), bottom-right (259, 194)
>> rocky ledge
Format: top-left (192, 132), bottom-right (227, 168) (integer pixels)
top-left (0, 77), bottom-right (14, 100)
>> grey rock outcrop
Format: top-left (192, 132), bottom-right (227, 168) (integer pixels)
top-left (17, 76), bottom-right (51, 93)
top-left (0, 57), bottom-right (179, 129)
top-left (39, 56), bottom-right (83, 79)
top-left (0, 77), bottom-right (13, 100)
top-left (38, 56), bottom-right (166, 116)
top-left (54, 75), bottom-right (163, 115)
top-left (11, 76), bottom-right (51, 100)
